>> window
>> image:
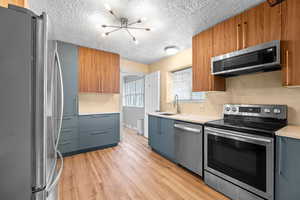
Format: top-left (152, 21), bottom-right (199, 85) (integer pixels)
top-left (172, 67), bottom-right (205, 101)
top-left (123, 78), bottom-right (144, 107)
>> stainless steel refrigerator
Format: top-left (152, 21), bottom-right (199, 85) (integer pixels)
top-left (0, 5), bottom-right (64, 200)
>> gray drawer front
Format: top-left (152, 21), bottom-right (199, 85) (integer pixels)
top-left (79, 114), bottom-right (116, 132)
top-left (62, 115), bottom-right (78, 128)
top-left (79, 129), bottom-right (116, 149)
top-left (58, 138), bottom-right (78, 154)
top-left (60, 127), bottom-right (78, 140)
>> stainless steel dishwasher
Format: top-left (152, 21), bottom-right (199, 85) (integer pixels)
top-left (174, 121), bottom-right (203, 177)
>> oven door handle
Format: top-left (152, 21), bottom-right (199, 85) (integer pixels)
top-left (205, 128), bottom-right (272, 144)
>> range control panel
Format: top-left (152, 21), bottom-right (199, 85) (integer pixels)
top-left (224, 104), bottom-right (287, 119)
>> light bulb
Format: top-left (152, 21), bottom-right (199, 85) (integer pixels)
top-left (102, 32), bottom-right (109, 37)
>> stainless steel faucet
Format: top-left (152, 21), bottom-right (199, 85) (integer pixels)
top-left (173, 94), bottom-right (180, 114)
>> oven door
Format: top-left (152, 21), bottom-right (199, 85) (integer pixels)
top-left (204, 127), bottom-right (274, 200)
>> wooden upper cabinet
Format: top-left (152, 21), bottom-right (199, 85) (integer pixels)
top-left (79, 47), bottom-right (120, 93)
top-left (193, 28), bottom-right (225, 92)
top-left (213, 15), bottom-right (242, 56)
top-left (0, 0), bottom-right (26, 7)
top-left (241, 2), bottom-right (282, 48)
top-left (281, 0), bottom-right (300, 87)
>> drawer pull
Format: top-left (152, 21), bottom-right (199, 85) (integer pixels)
top-left (242, 22), bottom-right (247, 49)
top-left (63, 117), bottom-right (73, 120)
top-left (60, 142), bottom-right (71, 145)
top-left (62, 129), bottom-right (73, 132)
top-left (237, 24), bottom-right (241, 50)
top-left (286, 50), bottom-right (290, 86)
top-left (90, 131), bottom-right (109, 136)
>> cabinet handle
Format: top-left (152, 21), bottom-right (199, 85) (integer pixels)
top-left (62, 129), bottom-right (72, 132)
top-left (74, 96), bottom-right (78, 114)
top-left (236, 24), bottom-right (241, 50)
top-left (61, 142), bottom-right (71, 145)
top-left (242, 22), bottom-right (247, 49)
top-left (90, 131), bottom-right (107, 136)
top-left (286, 50), bottom-right (290, 86)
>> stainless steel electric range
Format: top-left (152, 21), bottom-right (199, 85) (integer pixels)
top-left (204, 104), bottom-right (287, 200)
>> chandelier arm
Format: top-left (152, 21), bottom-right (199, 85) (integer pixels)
top-left (108, 10), bottom-right (120, 21)
top-left (125, 28), bottom-right (136, 40)
top-left (103, 25), bottom-right (122, 29)
top-left (127, 21), bottom-right (140, 26)
top-left (107, 27), bottom-right (122, 34)
top-left (127, 27), bottom-right (150, 30)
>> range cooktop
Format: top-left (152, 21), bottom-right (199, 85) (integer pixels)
top-left (205, 104), bottom-right (288, 136)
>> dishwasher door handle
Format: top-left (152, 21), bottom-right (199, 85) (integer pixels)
top-left (174, 124), bottom-right (201, 133)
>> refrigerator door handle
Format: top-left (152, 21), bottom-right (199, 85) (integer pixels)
top-left (46, 43), bottom-right (64, 194)
top-left (46, 151), bottom-right (64, 195)
top-left (54, 47), bottom-right (64, 149)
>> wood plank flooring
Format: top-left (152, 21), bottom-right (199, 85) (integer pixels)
top-left (59, 128), bottom-right (228, 200)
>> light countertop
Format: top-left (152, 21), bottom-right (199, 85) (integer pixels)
top-left (148, 112), bottom-right (219, 124)
top-left (79, 112), bottom-right (120, 116)
top-left (276, 125), bottom-right (300, 140)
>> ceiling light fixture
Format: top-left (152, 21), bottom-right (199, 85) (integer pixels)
top-left (164, 46), bottom-right (179, 55)
top-left (101, 4), bottom-right (151, 44)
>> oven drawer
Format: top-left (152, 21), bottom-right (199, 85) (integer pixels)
top-left (205, 171), bottom-right (264, 200)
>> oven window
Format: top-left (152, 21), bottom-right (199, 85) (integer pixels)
top-left (207, 134), bottom-right (266, 192)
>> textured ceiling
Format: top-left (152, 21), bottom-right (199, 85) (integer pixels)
top-left (28, 0), bottom-right (265, 64)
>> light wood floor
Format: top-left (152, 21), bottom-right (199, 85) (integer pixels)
top-left (59, 128), bottom-right (229, 200)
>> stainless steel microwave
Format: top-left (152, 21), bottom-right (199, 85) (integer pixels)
top-left (211, 40), bottom-right (281, 77)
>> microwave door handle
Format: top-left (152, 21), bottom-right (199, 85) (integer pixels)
top-left (206, 128), bottom-right (272, 144)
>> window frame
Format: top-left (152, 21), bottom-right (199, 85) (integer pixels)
top-left (123, 77), bottom-right (145, 108)
top-left (171, 67), bottom-right (206, 102)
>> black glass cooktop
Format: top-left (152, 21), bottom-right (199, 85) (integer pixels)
top-left (205, 116), bottom-right (287, 136)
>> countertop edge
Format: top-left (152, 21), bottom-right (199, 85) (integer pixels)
top-left (79, 112), bottom-right (120, 116)
top-left (148, 112), bottom-right (219, 124)
top-left (276, 125), bottom-right (300, 140)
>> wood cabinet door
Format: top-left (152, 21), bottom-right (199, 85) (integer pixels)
top-left (101, 52), bottom-right (120, 93)
top-left (79, 47), bottom-right (99, 92)
top-left (79, 47), bottom-right (120, 93)
top-left (213, 15), bottom-right (242, 56)
top-left (242, 2), bottom-right (281, 48)
top-left (0, 0), bottom-right (25, 7)
top-left (281, 0), bottom-right (300, 86)
top-left (192, 29), bottom-right (212, 92)
top-left (193, 28), bottom-right (225, 92)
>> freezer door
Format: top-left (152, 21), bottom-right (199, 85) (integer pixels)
top-left (33, 12), bottom-right (59, 200)
top-left (0, 7), bottom-right (34, 200)
top-left (32, 12), bottom-right (48, 193)
top-left (46, 32), bottom-right (57, 188)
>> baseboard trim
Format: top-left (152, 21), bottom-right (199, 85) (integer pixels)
top-left (62, 143), bottom-right (119, 157)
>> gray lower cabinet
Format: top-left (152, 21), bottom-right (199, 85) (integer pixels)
top-left (58, 115), bottom-right (79, 154)
top-left (148, 116), bottom-right (175, 160)
top-left (79, 113), bottom-right (120, 150)
top-left (59, 113), bottom-right (120, 156)
top-left (275, 136), bottom-right (300, 200)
